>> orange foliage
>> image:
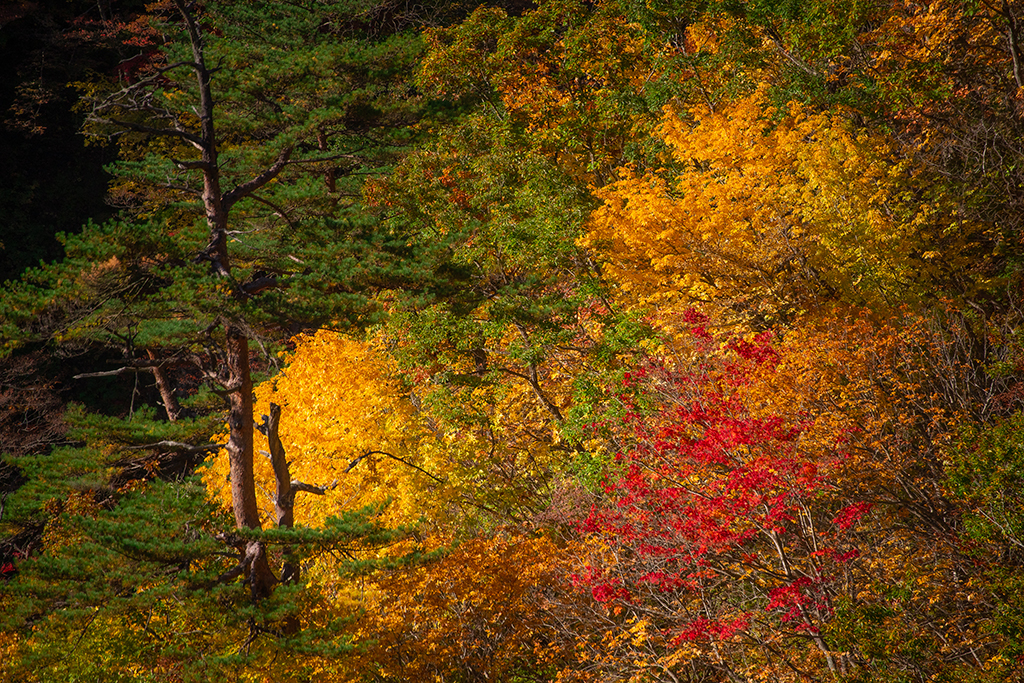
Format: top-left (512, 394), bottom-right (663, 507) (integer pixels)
top-left (418, 0), bottom-right (661, 184)
top-left (341, 533), bottom-right (573, 681)
top-left (585, 89), bottom-right (972, 323)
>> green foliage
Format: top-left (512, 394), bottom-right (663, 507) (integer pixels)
top-left (942, 412), bottom-right (1024, 669)
top-left (1, 467), bottom-right (409, 681)
top-left (946, 411), bottom-right (1024, 550)
top-left (418, 0), bottom-right (682, 181)
top-left (376, 112), bottom-right (597, 379)
top-left (0, 0), bottom-right (456, 362)
top-left (8, 0), bottom-right (1024, 680)
top-left (2, 401), bottom-right (217, 521)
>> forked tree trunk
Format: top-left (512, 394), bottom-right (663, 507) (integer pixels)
top-left (260, 402), bottom-right (335, 585)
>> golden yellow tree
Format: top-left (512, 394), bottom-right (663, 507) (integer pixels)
top-left (202, 331), bottom-right (439, 534)
top-left (584, 89), bottom-right (976, 325)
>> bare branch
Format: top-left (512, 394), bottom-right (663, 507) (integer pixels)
top-left (345, 450), bottom-right (443, 483)
top-left (291, 480), bottom-right (338, 495)
top-left (281, 152), bottom-right (362, 166)
top-left (240, 276), bottom-right (280, 296)
top-left (171, 157), bottom-right (213, 171)
top-left (98, 60), bottom-right (199, 97)
top-left (247, 192), bottom-right (299, 230)
top-left (90, 117), bottom-right (205, 147)
top-left (148, 349), bottom-right (182, 421)
top-left (125, 441), bottom-right (219, 453)
top-left (73, 367), bottom-right (140, 380)
top-left (210, 561), bottom-right (245, 586)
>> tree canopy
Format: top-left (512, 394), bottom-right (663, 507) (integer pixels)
top-left (3, 0), bottom-right (1024, 680)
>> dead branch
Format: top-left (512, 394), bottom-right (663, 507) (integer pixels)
top-left (125, 441), bottom-right (218, 453)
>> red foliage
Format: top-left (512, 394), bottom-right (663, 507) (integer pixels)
top-left (574, 316), bottom-right (862, 655)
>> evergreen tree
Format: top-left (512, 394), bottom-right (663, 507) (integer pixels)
top-left (1, 0), bottom-right (449, 675)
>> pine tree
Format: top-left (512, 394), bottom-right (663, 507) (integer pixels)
top-left (0, 0), bottom-right (446, 676)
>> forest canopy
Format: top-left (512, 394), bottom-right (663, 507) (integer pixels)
top-left (3, 0), bottom-right (1024, 681)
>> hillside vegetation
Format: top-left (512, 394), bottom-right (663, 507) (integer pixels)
top-left (3, 0), bottom-right (1024, 681)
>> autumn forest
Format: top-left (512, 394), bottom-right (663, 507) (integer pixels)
top-left (2, 0), bottom-right (1024, 680)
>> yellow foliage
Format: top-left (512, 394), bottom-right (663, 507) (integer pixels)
top-left (0, 629), bottom-right (20, 681)
top-left (39, 491), bottom-right (102, 554)
top-left (584, 89), bottom-right (971, 324)
top-left (203, 326), bottom-right (573, 536)
top-left (203, 330), bottom-right (432, 531)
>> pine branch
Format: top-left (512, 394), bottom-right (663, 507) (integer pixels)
top-left (221, 147), bottom-right (294, 211)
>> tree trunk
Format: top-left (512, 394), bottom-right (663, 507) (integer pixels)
top-left (225, 325), bottom-right (259, 529)
top-left (175, 0), bottom-right (291, 599)
top-left (260, 402), bottom-right (335, 585)
top-left (147, 350), bottom-right (181, 422)
top-left (225, 324), bottom-right (276, 598)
